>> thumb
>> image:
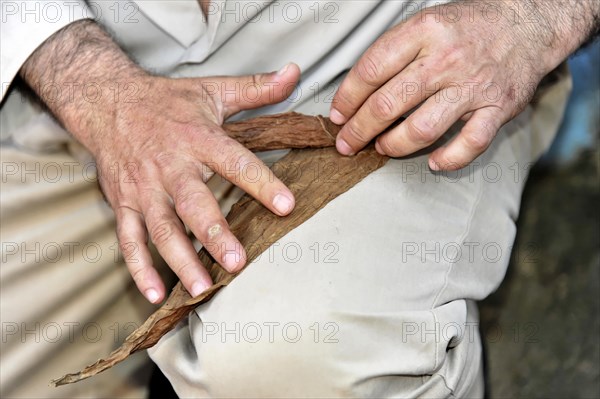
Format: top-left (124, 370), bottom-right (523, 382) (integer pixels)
top-left (202, 63), bottom-right (301, 118)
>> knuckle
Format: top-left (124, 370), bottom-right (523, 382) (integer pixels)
top-left (144, 202), bottom-right (164, 222)
top-left (218, 136), bottom-right (244, 159)
top-left (149, 220), bottom-right (176, 246)
top-left (174, 260), bottom-right (198, 281)
top-left (370, 90), bottom-right (397, 121)
top-left (172, 177), bottom-right (200, 213)
top-left (345, 122), bottom-right (369, 145)
top-left (251, 73), bottom-right (261, 87)
top-left (476, 63), bottom-right (496, 83)
top-left (222, 149), bottom-right (264, 186)
top-left (116, 222), bottom-right (128, 240)
top-left (375, 30), bottom-right (396, 55)
top-left (195, 126), bottom-right (223, 151)
top-left (197, 134), bottom-right (228, 165)
top-left (436, 155), bottom-right (462, 170)
top-left (253, 177), bottom-right (269, 198)
top-left (172, 172), bottom-right (192, 192)
top-left (332, 86), bottom-right (354, 113)
top-left (378, 137), bottom-right (400, 157)
top-left (175, 190), bottom-right (200, 216)
top-left (153, 151), bottom-right (175, 170)
top-left (355, 55), bottom-right (381, 86)
top-left (119, 241), bottom-right (138, 260)
top-left (225, 150), bottom-right (249, 168)
top-left (463, 131), bottom-right (490, 152)
top-left (405, 119), bottom-right (437, 144)
top-left (130, 265), bottom-right (148, 284)
top-left (179, 120), bottom-right (206, 138)
top-left (441, 46), bottom-right (465, 68)
top-left (427, 106), bottom-right (449, 128)
top-left (222, 151), bottom-right (248, 178)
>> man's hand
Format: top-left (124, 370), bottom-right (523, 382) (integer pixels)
top-left (93, 71), bottom-right (299, 303)
top-left (20, 21), bottom-right (300, 303)
top-left (331, 0), bottom-right (600, 170)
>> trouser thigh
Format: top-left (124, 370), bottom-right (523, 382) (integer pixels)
top-left (149, 65), bottom-right (572, 398)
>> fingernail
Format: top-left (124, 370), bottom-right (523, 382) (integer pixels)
top-left (277, 63), bottom-right (290, 76)
top-left (145, 288), bottom-right (160, 304)
top-left (375, 140), bottom-right (384, 155)
top-left (329, 108), bottom-right (345, 125)
top-left (273, 193), bottom-right (293, 215)
top-left (336, 137), bottom-right (354, 156)
top-left (429, 158), bottom-right (440, 171)
top-left (191, 281), bottom-right (208, 297)
top-left (223, 252), bottom-right (240, 271)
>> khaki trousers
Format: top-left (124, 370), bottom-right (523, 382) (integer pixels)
top-left (148, 63), bottom-right (571, 397)
top-left (1, 1), bottom-right (571, 397)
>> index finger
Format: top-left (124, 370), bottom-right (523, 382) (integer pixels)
top-left (329, 27), bottom-right (419, 126)
top-left (197, 129), bottom-right (295, 217)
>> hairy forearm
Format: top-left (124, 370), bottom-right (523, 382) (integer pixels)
top-left (532, 0), bottom-right (600, 45)
top-left (502, 0), bottom-right (600, 71)
top-left (19, 20), bottom-right (147, 153)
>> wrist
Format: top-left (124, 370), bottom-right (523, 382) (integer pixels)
top-left (19, 20), bottom-right (150, 154)
top-left (497, 0), bottom-right (600, 76)
top-left (59, 71), bottom-right (152, 154)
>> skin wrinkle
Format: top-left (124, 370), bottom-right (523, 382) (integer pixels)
top-left (18, 19), bottom-right (301, 302)
top-left (333, 0), bottom-right (600, 169)
top-left (16, 0), bottom-right (600, 303)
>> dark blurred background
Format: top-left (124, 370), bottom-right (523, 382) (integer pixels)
top-left (478, 41), bottom-right (600, 398)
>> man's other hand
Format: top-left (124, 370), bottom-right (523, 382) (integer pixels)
top-left (331, 0), bottom-right (600, 170)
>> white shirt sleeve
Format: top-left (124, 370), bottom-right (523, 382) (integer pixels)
top-left (1, 0), bottom-right (92, 100)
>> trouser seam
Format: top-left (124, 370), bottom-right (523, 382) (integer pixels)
top-left (429, 177), bottom-right (485, 310)
top-left (428, 171), bottom-right (485, 374)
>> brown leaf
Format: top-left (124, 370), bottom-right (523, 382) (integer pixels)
top-left (52, 113), bottom-right (388, 386)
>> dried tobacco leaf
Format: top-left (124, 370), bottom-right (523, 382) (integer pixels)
top-left (52, 112), bottom-right (388, 386)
